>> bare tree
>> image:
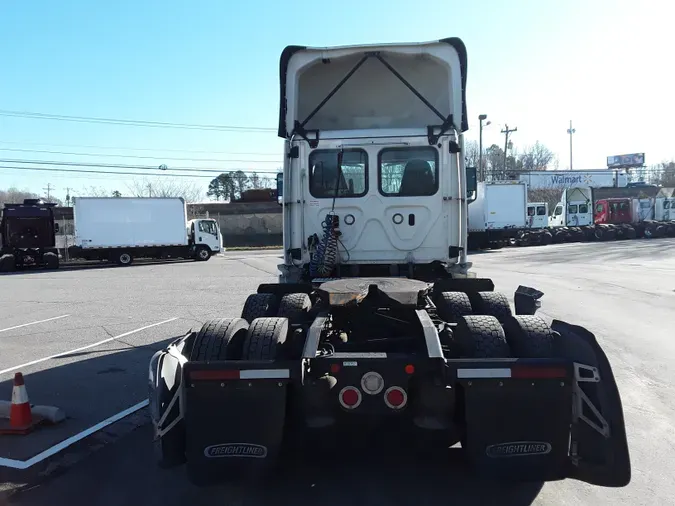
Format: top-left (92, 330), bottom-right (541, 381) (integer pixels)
top-left (528, 188), bottom-right (563, 214)
top-left (464, 140), bottom-right (480, 168)
top-left (0, 187), bottom-right (41, 206)
top-left (518, 141), bottom-right (555, 171)
top-left (126, 177), bottom-right (205, 202)
top-left (652, 161), bottom-right (675, 186)
top-left (80, 185), bottom-right (112, 197)
top-left (0, 187), bottom-right (64, 206)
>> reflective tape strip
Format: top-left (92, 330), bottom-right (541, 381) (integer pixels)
top-left (239, 369), bottom-right (290, 380)
top-left (457, 368), bottom-right (512, 379)
top-left (12, 385), bottom-right (29, 404)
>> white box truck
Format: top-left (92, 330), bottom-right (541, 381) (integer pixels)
top-left (68, 197), bottom-right (222, 266)
top-left (467, 181), bottom-right (527, 249)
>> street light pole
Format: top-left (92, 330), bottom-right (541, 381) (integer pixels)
top-left (567, 120), bottom-right (576, 170)
top-left (478, 114), bottom-right (489, 181)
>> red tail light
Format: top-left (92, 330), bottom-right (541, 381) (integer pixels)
top-left (384, 386), bottom-right (407, 410)
top-left (338, 386), bottom-right (362, 409)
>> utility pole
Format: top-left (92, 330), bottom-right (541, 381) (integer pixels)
top-left (43, 183), bottom-right (54, 202)
top-left (501, 124), bottom-right (517, 178)
top-left (567, 120), bottom-right (576, 170)
top-left (147, 183), bottom-right (152, 197)
top-left (65, 187), bottom-right (71, 206)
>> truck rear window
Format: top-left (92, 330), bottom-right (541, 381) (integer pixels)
top-left (378, 147), bottom-right (439, 197)
top-left (309, 149), bottom-right (368, 199)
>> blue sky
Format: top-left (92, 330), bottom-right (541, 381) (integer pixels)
top-left (0, 0), bottom-right (670, 202)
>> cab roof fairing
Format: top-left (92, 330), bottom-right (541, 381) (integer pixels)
top-left (277, 37), bottom-right (468, 142)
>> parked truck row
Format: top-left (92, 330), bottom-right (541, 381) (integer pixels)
top-left (468, 182), bottom-right (675, 250)
top-left (0, 197), bottom-right (223, 272)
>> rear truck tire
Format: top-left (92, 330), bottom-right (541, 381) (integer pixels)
top-left (276, 293), bottom-right (312, 323)
top-left (190, 318), bottom-right (250, 362)
top-left (242, 317), bottom-right (289, 360)
top-left (43, 251), bottom-right (59, 269)
top-left (241, 293), bottom-right (279, 324)
top-left (540, 231), bottom-right (553, 246)
top-left (624, 226), bottom-right (637, 240)
top-left (195, 246), bottom-right (211, 261)
top-left (0, 254), bottom-right (16, 273)
top-left (454, 315), bottom-right (511, 358)
top-left (115, 251), bottom-right (133, 266)
top-left (436, 291), bottom-right (473, 323)
top-left (468, 291), bottom-right (513, 323)
top-left (503, 315), bottom-right (556, 358)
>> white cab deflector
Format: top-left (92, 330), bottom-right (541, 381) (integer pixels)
top-left (278, 38), bottom-right (468, 141)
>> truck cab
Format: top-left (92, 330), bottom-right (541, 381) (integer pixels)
top-left (276, 38), bottom-right (474, 283)
top-left (188, 219), bottom-right (222, 254)
top-left (549, 187), bottom-right (593, 227)
top-left (526, 202), bottom-right (548, 228)
top-left (655, 197), bottom-right (675, 221)
top-left (0, 199), bottom-right (60, 272)
top-left (594, 198), bottom-right (632, 225)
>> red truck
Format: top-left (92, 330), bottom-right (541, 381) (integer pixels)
top-left (594, 196), bottom-right (675, 239)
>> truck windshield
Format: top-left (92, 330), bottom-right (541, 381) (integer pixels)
top-left (379, 146), bottom-right (438, 197)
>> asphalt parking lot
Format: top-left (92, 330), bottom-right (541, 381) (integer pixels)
top-left (1, 240), bottom-right (674, 506)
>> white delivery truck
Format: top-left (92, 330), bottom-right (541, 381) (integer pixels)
top-left (467, 181), bottom-right (527, 249)
top-left (68, 197), bottom-right (222, 266)
top-left (526, 202), bottom-right (549, 228)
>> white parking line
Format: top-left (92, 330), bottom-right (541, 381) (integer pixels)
top-left (0, 317), bottom-right (179, 376)
top-left (0, 400), bottom-right (149, 470)
top-left (0, 314), bottom-right (71, 333)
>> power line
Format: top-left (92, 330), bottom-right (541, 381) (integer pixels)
top-left (0, 109), bottom-right (276, 133)
top-left (0, 139), bottom-right (282, 156)
top-left (0, 158), bottom-right (281, 174)
top-left (0, 147), bottom-right (283, 163)
top-left (0, 165), bottom-right (279, 179)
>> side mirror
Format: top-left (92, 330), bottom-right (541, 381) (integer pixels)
top-left (466, 166), bottom-right (477, 201)
top-left (276, 172), bottom-right (283, 205)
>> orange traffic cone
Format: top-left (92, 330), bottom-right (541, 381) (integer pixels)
top-left (0, 372), bottom-right (43, 435)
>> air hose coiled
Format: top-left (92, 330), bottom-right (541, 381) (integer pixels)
top-left (309, 213), bottom-right (340, 278)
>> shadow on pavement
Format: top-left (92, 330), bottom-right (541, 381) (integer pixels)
top-left (0, 259), bottom-right (197, 276)
top-left (8, 422), bottom-right (543, 506)
top-left (0, 335), bottom-right (180, 468)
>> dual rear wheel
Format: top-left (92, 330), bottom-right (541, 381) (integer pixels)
top-left (436, 290), bottom-right (556, 359)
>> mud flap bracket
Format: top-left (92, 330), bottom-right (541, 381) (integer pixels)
top-left (572, 362), bottom-right (610, 442)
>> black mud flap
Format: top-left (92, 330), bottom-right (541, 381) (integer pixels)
top-left (182, 361), bottom-right (291, 486)
top-left (551, 320), bottom-right (631, 487)
top-left (149, 343), bottom-right (188, 467)
top-left (459, 360), bottom-right (574, 482)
